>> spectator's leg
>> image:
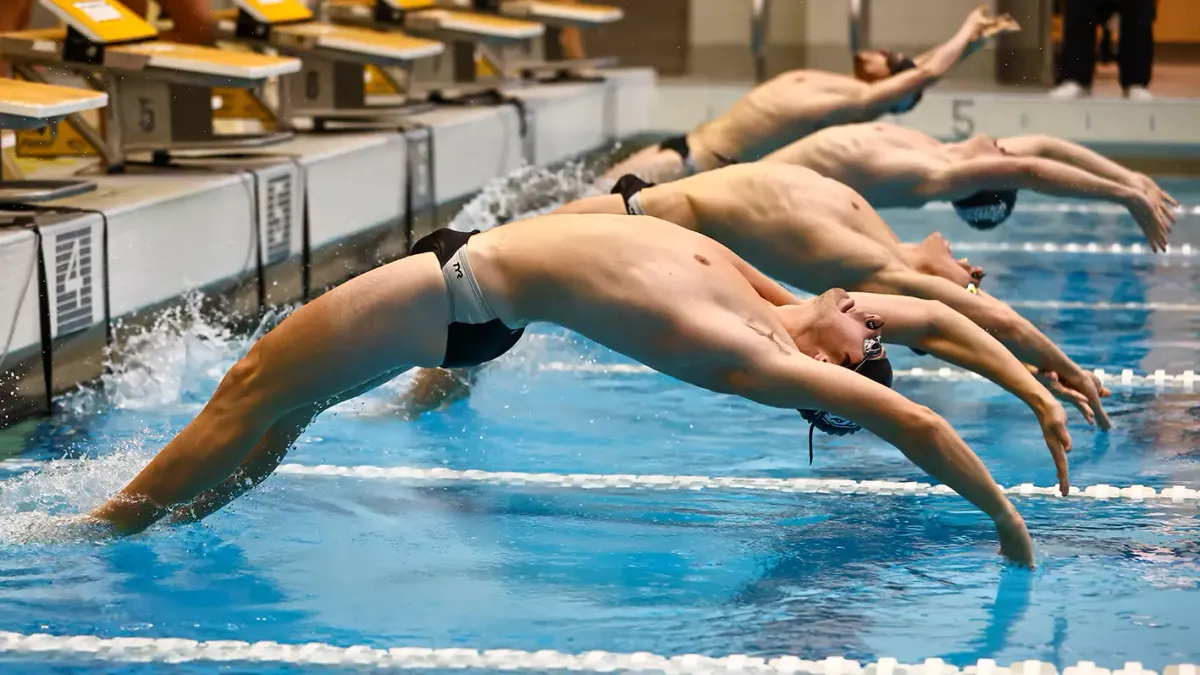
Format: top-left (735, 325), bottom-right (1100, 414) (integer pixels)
top-left (1117, 0), bottom-right (1154, 92)
top-left (0, 0), bottom-right (34, 76)
top-left (125, 0), bottom-right (216, 45)
top-left (1059, 0), bottom-right (1099, 88)
top-left (560, 26), bottom-right (587, 60)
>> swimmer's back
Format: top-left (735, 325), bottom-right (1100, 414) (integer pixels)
top-left (699, 70), bottom-right (870, 160)
top-left (765, 123), bottom-right (940, 191)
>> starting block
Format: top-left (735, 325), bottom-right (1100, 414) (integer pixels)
top-left (0, 77), bottom-right (108, 202)
top-left (328, 0), bottom-right (544, 83)
top-left (0, 0), bottom-right (302, 171)
top-left (214, 0), bottom-right (444, 122)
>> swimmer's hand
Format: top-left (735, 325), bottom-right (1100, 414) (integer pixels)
top-left (1032, 367), bottom-right (1110, 431)
top-left (1123, 190), bottom-right (1175, 253)
top-left (980, 14), bottom-right (1020, 39)
top-left (960, 9), bottom-right (1019, 60)
top-left (1131, 174), bottom-right (1179, 252)
top-left (996, 511), bottom-right (1035, 568)
top-left (1030, 366), bottom-right (1095, 427)
top-left (1031, 397), bottom-right (1073, 496)
top-left (1133, 173), bottom-right (1179, 215)
top-left (1064, 367), bottom-right (1111, 431)
top-left (964, 6), bottom-right (1019, 41)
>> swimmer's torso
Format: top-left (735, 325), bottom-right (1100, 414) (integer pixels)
top-left (637, 164), bottom-right (900, 292)
top-left (765, 123), bottom-right (951, 207)
top-left (466, 215), bottom-right (790, 376)
top-left (697, 71), bottom-right (873, 161)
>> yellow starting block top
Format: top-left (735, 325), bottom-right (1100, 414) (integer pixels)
top-left (216, 1), bottom-right (443, 62)
top-left (384, 0), bottom-right (438, 9)
top-left (501, 1), bottom-right (623, 25)
top-left (276, 23), bottom-right (445, 61)
top-left (235, 0), bottom-right (314, 25)
top-left (113, 41), bottom-right (301, 79)
top-left (39, 0), bottom-right (158, 44)
top-left (408, 9), bottom-right (543, 40)
top-left (0, 78), bottom-right (108, 120)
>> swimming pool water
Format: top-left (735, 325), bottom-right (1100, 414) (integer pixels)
top-left (0, 171), bottom-right (1197, 674)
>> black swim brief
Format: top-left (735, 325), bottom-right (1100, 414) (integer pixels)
top-left (657, 135), bottom-right (739, 173)
top-left (410, 228), bottom-right (525, 369)
top-left (611, 174), bottom-right (655, 215)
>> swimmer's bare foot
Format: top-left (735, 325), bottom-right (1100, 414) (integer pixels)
top-left (397, 367), bottom-right (477, 420)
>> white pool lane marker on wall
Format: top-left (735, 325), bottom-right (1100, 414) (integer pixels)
top-left (0, 632), bottom-right (1193, 674)
top-left (535, 363), bottom-right (1200, 390)
top-left (274, 464), bottom-right (1200, 504)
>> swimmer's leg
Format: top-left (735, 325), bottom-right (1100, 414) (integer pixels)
top-left (601, 144), bottom-right (688, 184)
top-left (398, 366), bottom-right (484, 419)
top-left (168, 368), bottom-right (409, 524)
top-left (91, 255), bottom-right (451, 534)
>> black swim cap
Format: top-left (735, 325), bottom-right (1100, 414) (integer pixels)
top-left (886, 54), bottom-right (924, 114)
top-left (797, 342), bottom-right (894, 463)
top-left (952, 189), bottom-right (1019, 229)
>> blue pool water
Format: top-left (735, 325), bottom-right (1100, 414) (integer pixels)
top-left (0, 173), bottom-right (1198, 674)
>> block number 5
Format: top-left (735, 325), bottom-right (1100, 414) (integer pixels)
top-left (952, 99), bottom-right (975, 139)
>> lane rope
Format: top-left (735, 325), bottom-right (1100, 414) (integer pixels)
top-left (535, 363), bottom-right (1200, 389)
top-left (274, 464), bottom-right (1200, 504)
top-left (0, 631), bottom-right (1191, 673)
top-left (923, 200), bottom-right (1200, 217)
top-left (940, 241), bottom-right (1196, 257)
top-left (1005, 299), bottom-right (1200, 313)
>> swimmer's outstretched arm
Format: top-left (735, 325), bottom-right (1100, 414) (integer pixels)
top-left (738, 354), bottom-right (1033, 565)
top-left (848, 292), bottom-right (1075, 494)
top-left (835, 10), bottom-right (984, 123)
top-left (914, 7), bottom-right (1019, 68)
top-left (864, 266), bottom-right (1110, 431)
top-left (997, 136), bottom-right (1179, 208)
top-left (920, 156), bottom-right (1175, 252)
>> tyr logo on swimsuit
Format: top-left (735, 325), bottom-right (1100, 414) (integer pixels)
top-left (453, 261), bottom-right (464, 279)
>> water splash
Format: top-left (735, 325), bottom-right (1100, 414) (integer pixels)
top-left (448, 160), bottom-right (603, 233)
top-left (0, 448), bottom-right (151, 545)
top-left (62, 293), bottom-right (292, 418)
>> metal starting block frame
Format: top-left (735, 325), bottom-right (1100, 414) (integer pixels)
top-left (215, 0), bottom-right (444, 123)
top-left (0, 0), bottom-right (301, 172)
top-left (0, 77), bottom-right (109, 202)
